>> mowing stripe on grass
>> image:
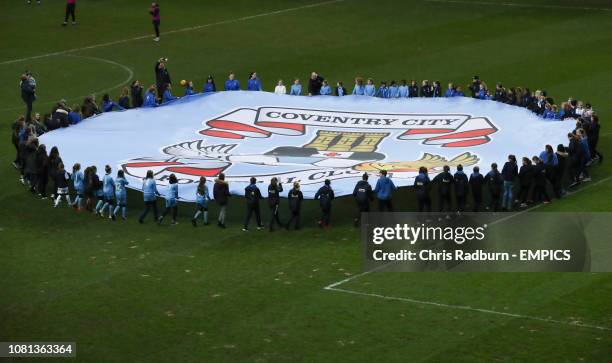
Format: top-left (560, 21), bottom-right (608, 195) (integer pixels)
top-left (324, 174), bottom-right (612, 330)
top-left (425, 0), bottom-right (612, 12)
top-left (0, 0), bottom-right (344, 66)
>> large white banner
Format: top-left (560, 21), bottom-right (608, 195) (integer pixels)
top-left (40, 91), bottom-right (573, 200)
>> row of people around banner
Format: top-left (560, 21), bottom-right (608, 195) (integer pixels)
top-left (20, 65), bottom-right (598, 135)
top-left (12, 117), bottom-right (603, 230)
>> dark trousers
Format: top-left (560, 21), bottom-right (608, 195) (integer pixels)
top-left (417, 196), bottom-right (431, 213)
top-left (378, 199), bottom-right (393, 212)
top-left (489, 192), bottom-right (500, 212)
top-left (12, 142), bottom-right (19, 164)
top-left (269, 204), bottom-right (283, 229)
top-left (65, 3), bottom-right (76, 22)
top-left (355, 202), bottom-right (370, 224)
top-left (153, 20), bottom-right (160, 37)
top-left (244, 203), bottom-right (262, 228)
top-left (37, 173), bottom-right (47, 196)
top-left (472, 191), bottom-right (482, 212)
top-left (456, 195), bottom-right (466, 212)
top-left (533, 185), bottom-right (550, 202)
top-left (518, 184), bottom-right (531, 203)
top-left (162, 206), bottom-right (177, 221)
top-left (286, 210), bottom-right (301, 230)
top-left (140, 201), bottom-right (158, 221)
top-left (24, 99), bottom-right (33, 123)
top-left (320, 206), bottom-right (331, 226)
top-left (438, 193), bottom-right (452, 212)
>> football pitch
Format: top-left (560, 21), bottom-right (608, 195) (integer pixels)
top-left (1, 0), bottom-right (612, 361)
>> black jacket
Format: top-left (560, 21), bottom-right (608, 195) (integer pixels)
top-left (501, 161), bottom-right (518, 182)
top-left (453, 172), bottom-right (469, 197)
top-left (433, 171), bottom-right (453, 195)
top-left (267, 183), bottom-right (283, 206)
top-left (21, 80), bottom-right (35, 102)
top-left (315, 185), bottom-right (334, 209)
top-left (353, 180), bottom-right (373, 204)
top-left (213, 180), bottom-right (230, 206)
top-left (131, 84), bottom-right (144, 107)
top-left (308, 75), bottom-right (324, 95)
top-left (288, 188), bottom-right (303, 212)
top-left (469, 173), bottom-right (484, 195)
top-left (518, 164), bottom-right (534, 187)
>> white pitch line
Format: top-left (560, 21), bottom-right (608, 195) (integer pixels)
top-left (324, 174), bottom-right (612, 330)
top-left (327, 286), bottom-right (612, 331)
top-left (0, 0), bottom-right (344, 66)
top-left (425, 0), bottom-right (612, 12)
top-left (0, 54), bottom-right (134, 113)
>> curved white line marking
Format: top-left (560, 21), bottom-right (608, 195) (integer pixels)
top-left (0, 0), bottom-right (344, 66)
top-left (0, 54), bottom-right (133, 112)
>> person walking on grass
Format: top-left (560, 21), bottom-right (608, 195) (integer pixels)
top-left (267, 177), bottom-right (284, 232)
top-left (314, 179), bottom-right (334, 228)
top-left (112, 170), bottom-right (129, 221)
top-left (373, 169), bottom-right (396, 211)
top-left (286, 182), bottom-right (303, 230)
top-left (138, 170), bottom-right (160, 223)
top-left (62, 0), bottom-right (76, 26)
top-left (150, 2), bottom-right (160, 41)
top-left (213, 173), bottom-right (230, 228)
top-left (158, 174), bottom-right (179, 226)
top-left (243, 177), bottom-right (264, 231)
top-left (192, 177), bottom-right (211, 227)
top-left (353, 173), bottom-right (373, 227)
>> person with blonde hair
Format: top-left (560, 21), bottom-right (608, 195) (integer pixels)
top-left (274, 80), bottom-right (286, 95)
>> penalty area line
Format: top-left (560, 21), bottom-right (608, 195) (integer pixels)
top-left (323, 174), bottom-right (612, 331)
top-left (424, 0), bottom-right (612, 12)
top-left (326, 286), bottom-right (612, 331)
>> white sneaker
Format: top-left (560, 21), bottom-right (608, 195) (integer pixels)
top-left (153, 37), bottom-right (160, 42)
top-left (583, 177), bottom-right (591, 182)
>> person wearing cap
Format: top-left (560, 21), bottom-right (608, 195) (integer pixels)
top-left (468, 75), bottom-right (481, 98)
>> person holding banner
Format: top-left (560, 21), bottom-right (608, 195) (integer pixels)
top-left (158, 173), bottom-right (180, 226)
top-left (433, 165), bottom-right (453, 215)
top-left (192, 177), bottom-right (211, 227)
top-left (374, 170), bottom-right (396, 212)
top-left (224, 73), bottom-right (240, 91)
top-left (454, 165), bottom-right (469, 213)
top-left (315, 179), bottom-right (335, 228)
top-left (213, 173), bottom-right (230, 228)
top-left (485, 163), bottom-right (503, 212)
top-left (353, 173), bottom-right (373, 226)
top-left (243, 177), bottom-right (264, 231)
top-left (286, 182), bottom-right (303, 230)
top-left (138, 170), bottom-right (160, 224)
top-left (267, 177), bottom-right (284, 232)
top-left (413, 167), bottom-right (431, 213)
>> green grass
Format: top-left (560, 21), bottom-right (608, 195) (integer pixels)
top-left (1, 0), bottom-right (611, 361)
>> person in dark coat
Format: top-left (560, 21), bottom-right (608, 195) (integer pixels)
top-left (531, 156), bottom-right (550, 203)
top-left (433, 165), bottom-right (453, 213)
top-left (314, 179), bottom-right (335, 228)
top-left (501, 154), bottom-right (518, 211)
top-left (469, 166), bottom-right (484, 212)
top-left (453, 164), bottom-right (469, 213)
top-left (20, 74), bottom-right (36, 123)
top-left (213, 173), bottom-right (230, 228)
top-left (35, 144), bottom-right (49, 198)
top-left (243, 177), bottom-right (264, 231)
top-left (353, 173), bottom-right (374, 226)
top-left (485, 163), bottom-right (503, 212)
top-left (286, 182), bottom-right (303, 230)
top-left (155, 58), bottom-right (171, 100)
top-left (81, 95), bottom-right (100, 119)
top-left (130, 80), bottom-right (144, 108)
top-left (517, 157), bottom-right (534, 207)
top-left (307, 72), bottom-right (324, 96)
top-left (267, 177), bottom-right (284, 232)
top-left (413, 167), bottom-right (431, 213)
top-left (567, 133), bottom-right (583, 187)
top-left (555, 144), bottom-right (568, 197)
top-left (11, 116), bottom-right (25, 169)
top-left (23, 138), bottom-right (39, 192)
